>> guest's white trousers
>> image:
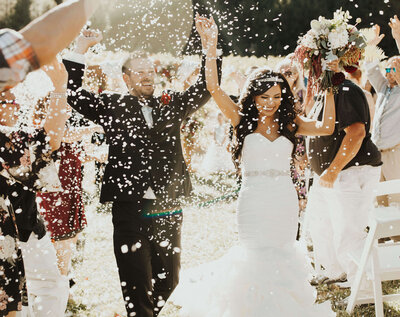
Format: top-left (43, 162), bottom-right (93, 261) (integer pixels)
top-left (306, 165), bottom-right (381, 284)
top-left (18, 233), bottom-right (69, 317)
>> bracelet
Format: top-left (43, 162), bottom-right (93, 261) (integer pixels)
top-left (206, 56), bottom-right (218, 60)
top-left (49, 92), bottom-right (67, 99)
top-left (202, 48), bottom-right (223, 56)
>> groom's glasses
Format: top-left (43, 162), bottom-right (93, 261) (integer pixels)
top-left (385, 67), bottom-right (396, 73)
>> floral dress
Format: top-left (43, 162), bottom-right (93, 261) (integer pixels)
top-left (290, 136), bottom-right (309, 240)
top-left (0, 127), bottom-right (59, 316)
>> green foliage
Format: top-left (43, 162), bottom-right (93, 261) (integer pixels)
top-left (1, 0), bottom-right (399, 58)
top-left (2, 0), bottom-right (32, 31)
top-left (188, 0), bottom-right (400, 58)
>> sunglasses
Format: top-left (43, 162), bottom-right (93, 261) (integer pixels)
top-left (385, 67), bottom-right (396, 73)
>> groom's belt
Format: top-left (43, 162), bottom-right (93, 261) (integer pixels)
top-left (243, 169), bottom-right (289, 177)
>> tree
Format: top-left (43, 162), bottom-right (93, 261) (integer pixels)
top-left (187, 0), bottom-right (400, 57)
top-left (6, 0), bottom-right (32, 31)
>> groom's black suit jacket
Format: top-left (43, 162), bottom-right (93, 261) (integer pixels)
top-left (64, 56), bottom-right (221, 207)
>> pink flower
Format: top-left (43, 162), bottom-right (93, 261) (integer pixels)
top-left (0, 288), bottom-right (9, 311)
top-left (19, 149), bottom-right (31, 167)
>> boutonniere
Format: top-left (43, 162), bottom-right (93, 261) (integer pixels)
top-left (160, 92), bottom-right (172, 106)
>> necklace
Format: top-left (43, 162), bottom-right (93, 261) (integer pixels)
top-left (266, 126), bottom-right (272, 135)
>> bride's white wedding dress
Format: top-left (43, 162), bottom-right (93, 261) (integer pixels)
top-left (172, 133), bottom-right (333, 316)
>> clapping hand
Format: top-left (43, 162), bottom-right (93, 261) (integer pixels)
top-left (389, 15), bottom-right (400, 41)
top-left (368, 24), bottom-right (385, 47)
top-left (392, 58), bottom-right (400, 85)
top-left (75, 29), bottom-right (103, 55)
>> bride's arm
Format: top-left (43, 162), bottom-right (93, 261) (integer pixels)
top-left (295, 90), bottom-right (335, 136)
top-left (197, 15), bottom-right (241, 127)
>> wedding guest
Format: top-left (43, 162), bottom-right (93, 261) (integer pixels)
top-left (63, 26), bottom-right (222, 317)
top-left (276, 56), bottom-right (306, 113)
top-left (37, 106), bottom-right (102, 278)
top-left (0, 60), bottom-right (69, 317)
top-left (304, 51), bottom-right (382, 291)
top-left (0, 0), bottom-right (99, 92)
top-left (365, 20), bottom-right (400, 207)
top-left (177, 60), bottom-right (201, 172)
top-left (199, 112), bottom-right (234, 175)
top-left (347, 68), bottom-right (376, 126)
top-left (276, 57), bottom-right (309, 237)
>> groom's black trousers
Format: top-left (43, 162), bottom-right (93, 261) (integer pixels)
top-left (111, 200), bottom-right (182, 317)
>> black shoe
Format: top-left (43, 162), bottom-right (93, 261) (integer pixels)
top-left (69, 278), bottom-right (76, 288)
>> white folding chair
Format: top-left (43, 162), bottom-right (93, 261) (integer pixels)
top-left (346, 179), bottom-right (400, 316)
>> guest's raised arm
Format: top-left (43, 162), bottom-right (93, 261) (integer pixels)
top-left (42, 59), bottom-right (70, 151)
top-left (63, 30), bottom-right (108, 124)
top-left (389, 15), bottom-right (400, 54)
top-left (20, 0), bottom-right (99, 67)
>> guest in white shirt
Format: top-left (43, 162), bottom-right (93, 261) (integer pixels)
top-left (365, 18), bottom-right (400, 206)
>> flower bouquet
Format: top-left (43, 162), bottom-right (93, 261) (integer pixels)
top-left (294, 9), bottom-right (367, 93)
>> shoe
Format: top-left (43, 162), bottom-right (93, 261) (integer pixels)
top-left (310, 275), bottom-right (329, 286)
top-left (326, 273), bottom-right (347, 285)
top-left (336, 280), bottom-right (351, 289)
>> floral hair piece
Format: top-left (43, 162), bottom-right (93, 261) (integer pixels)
top-left (294, 8), bottom-right (367, 95)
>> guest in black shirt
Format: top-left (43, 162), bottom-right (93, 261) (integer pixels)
top-left (306, 79), bottom-right (382, 288)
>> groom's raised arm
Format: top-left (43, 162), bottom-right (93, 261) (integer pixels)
top-left (63, 58), bottom-right (105, 124)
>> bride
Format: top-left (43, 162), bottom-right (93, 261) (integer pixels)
top-left (173, 15), bottom-right (337, 316)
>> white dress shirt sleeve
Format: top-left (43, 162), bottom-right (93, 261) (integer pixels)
top-left (64, 52), bottom-right (86, 65)
top-left (365, 61), bottom-right (388, 94)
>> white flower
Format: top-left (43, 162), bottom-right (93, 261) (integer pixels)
top-left (0, 235), bottom-right (16, 260)
top-left (333, 9), bottom-right (351, 24)
top-left (328, 26), bottom-right (349, 49)
top-left (317, 17), bottom-right (332, 36)
top-left (311, 18), bottom-right (332, 37)
top-left (310, 20), bottom-right (321, 32)
top-left (301, 30), bottom-right (318, 49)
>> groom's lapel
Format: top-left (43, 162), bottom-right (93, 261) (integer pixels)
top-left (151, 97), bottom-right (161, 130)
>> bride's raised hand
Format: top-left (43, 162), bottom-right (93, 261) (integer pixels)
top-left (203, 16), bottom-right (218, 49)
top-left (195, 13), bottom-right (209, 50)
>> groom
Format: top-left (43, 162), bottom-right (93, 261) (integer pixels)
top-left (64, 28), bottom-right (221, 316)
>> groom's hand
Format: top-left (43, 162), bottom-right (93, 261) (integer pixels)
top-left (75, 29), bottom-right (103, 55)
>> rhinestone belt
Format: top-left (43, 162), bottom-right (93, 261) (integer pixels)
top-left (243, 170), bottom-right (289, 177)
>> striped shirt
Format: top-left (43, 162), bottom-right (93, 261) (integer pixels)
top-left (0, 29), bottom-right (39, 92)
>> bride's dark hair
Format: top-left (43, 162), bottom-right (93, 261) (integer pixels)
top-left (232, 68), bottom-right (298, 170)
